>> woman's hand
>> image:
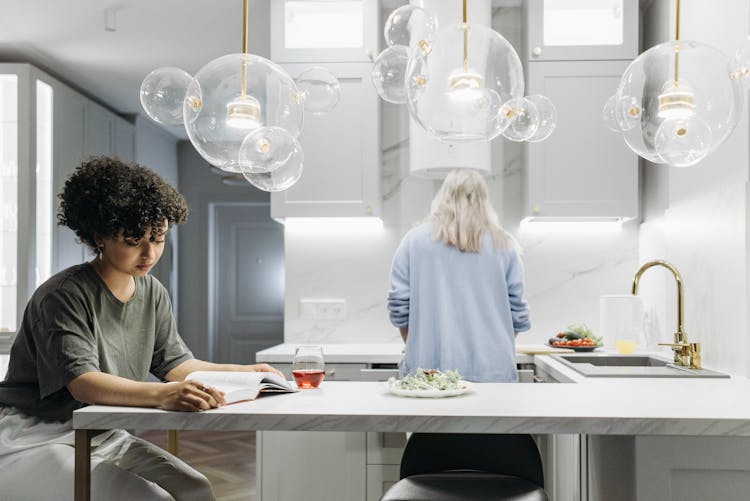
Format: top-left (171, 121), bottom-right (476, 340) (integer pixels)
top-left (157, 380), bottom-right (226, 412)
top-left (243, 363), bottom-right (285, 378)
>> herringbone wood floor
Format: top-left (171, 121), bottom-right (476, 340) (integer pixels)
top-left (139, 430), bottom-right (257, 501)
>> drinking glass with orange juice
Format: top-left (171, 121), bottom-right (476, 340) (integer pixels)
top-left (614, 339), bottom-right (637, 354)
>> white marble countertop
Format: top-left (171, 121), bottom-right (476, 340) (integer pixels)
top-left (255, 343), bottom-right (540, 364)
top-left (74, 375), bottom-right (750, 437)
top-left (255, 343), bottom-right (405, 364)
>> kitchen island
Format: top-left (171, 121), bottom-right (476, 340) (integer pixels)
top-left (74, 365), bottom-right (750, 501)
top-left (74, 376), bottom-right (750, 436)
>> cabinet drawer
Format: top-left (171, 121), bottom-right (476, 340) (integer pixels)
top-left (518, 369), bottom-right (535, 383)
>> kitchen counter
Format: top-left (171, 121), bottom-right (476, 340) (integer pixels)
top-left (255, 343), bottom-right (552, 365)
top-left (75, 374), bottom-right (750, 437)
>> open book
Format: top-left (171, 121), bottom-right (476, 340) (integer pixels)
top-left (185, 371), bottom-right (298, 404)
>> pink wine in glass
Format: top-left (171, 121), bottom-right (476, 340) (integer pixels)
top-left (292, 370), bottom-right (325, 389)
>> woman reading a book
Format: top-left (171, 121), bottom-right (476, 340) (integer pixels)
top-left (0, 157), bottom-right (284, 501)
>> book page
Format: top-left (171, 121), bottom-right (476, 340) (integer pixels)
top-left (185, 371), bottom-right (297, 404)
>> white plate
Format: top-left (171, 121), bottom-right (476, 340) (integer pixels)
top-left (387, 381), bottom-right (472, 398)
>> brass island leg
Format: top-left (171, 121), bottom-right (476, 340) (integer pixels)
top-left (75, 429), bottom-right (107, 501)
top-left (74, 429), bottom-right (92, 501)
top-left (167, 430), bottom-right (179, 455)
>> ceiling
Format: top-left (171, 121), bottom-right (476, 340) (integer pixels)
top-left (0, 0), bottom-right (271, 138)
top-left (0, 0), bottom-right (652, 139)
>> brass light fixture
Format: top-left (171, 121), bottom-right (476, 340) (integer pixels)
top-left (371, 0), bottom-right (557, 144)
top-left (605, 0), bottom-right (747, 167)
top-left (140, 0), bottom-right (341, 191)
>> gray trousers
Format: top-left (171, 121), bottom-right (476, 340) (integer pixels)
top-left (0, 430), bottom-right (215, 501)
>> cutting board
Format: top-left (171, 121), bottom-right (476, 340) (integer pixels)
top-left (515, 344), bottom-right (575, 355)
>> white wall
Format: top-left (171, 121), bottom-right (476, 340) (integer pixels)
top-left (639, 0), bottom-right (750, 376)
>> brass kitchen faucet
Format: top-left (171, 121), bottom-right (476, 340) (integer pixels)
top-left (631, 260), bottom-right (701, 369)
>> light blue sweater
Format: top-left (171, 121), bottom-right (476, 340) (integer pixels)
top-left (387, 223), bottom-right (530, 382)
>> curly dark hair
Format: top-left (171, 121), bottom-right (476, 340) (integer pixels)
top-left (57, 156), bottom-right (189, 253)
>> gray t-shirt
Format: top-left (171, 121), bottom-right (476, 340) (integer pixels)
top-left (0, 263), bottom-right (193, 422)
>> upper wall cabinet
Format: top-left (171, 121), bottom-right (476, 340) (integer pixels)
top-left (269, 1), bottom-right (381, 219)
top-left (52, 84), bottom-right (135, 273)
top-left (271, 62), bottom-right (380, 219)
top-left (270, 0), bottom-right (379, 63)
top-left (525, 0), bottom-right (638, 61)
top-left (524, 61), bottom-right (638, 220)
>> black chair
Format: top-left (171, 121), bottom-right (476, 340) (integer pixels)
top-left (380, 433), bottom-right (548, 501)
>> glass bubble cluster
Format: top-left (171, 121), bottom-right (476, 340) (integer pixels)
top-left (141, 55), bottom-right (339, 190)
top-left (371, 5), bottom-right (556, 145)
top-left (295, 66), bottom-right (341, 114)
top-left (604, 40), bottom-right (745, 167)
top-left (140, 67), bottom-right (193, 125)
top-left (239, 127), bottom-right (304, 191)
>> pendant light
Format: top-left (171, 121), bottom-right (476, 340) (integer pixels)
top-left (139, 0), bottom-right (340, 191)
top-left (371, 0), bottom-right (557, 145)
top-left (605, 0), bottom-right (746, 167)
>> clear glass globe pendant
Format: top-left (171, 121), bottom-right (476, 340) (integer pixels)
top-left (140, 0), bottom-right (340, 191)
top-left (370, 1), bottom-right (556, 145)
top-left (182, 53), bottom-right (304, 174)
top-left (605, 0), bottom-right (747, 168)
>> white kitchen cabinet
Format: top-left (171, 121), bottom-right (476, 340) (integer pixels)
top-left (51, 79), bottom-right (135, 272)
top-left (270, 0), bottom-right (379, 63)
top-left (0, 63), bottom-right (59, 339)
top-left (0, 63), bottom-right (134, 345)
top-left (271, 62), bottom-right (380, 219)
top-left (258, 431), bottom-right (366, 501)
top-left (366, 464), bottom-right (400, 501)
top-left (85, 100), bottom-right (135, 162)
top-left (635, 436), bottom-right (750, 501)
top-left (524, 60), bottom-right (638, 220)
top-left (524, 0), bottom-right (638, 62)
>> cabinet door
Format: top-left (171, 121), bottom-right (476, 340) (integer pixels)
top-left (525, 0), bottom-right (638, 61)
top-left (271, 62), bottom-right (380, 219)
top-left (258, 431), bottom-right (366, 501)
top-left (51, 82), bottom-right (87, 272)
top-left (366, 464), bottom-right (400, 501)
top-left (112, 115), bottom-right (135, 162)
top-left (84, 102), bottom-right (113, 156)
top-left (525, 60), bottom-right (638, 220)
top-left (270, 0), bottom-right (378, 63)
top-left (636, 436), bottom-right (750, 501)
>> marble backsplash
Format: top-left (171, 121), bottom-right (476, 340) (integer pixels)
top-left (283, 218), bottom-right (641, 347)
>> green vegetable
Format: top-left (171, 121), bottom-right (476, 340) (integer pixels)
top-left (564, 323), bottom-right (603, 345)
top-left (388, 368), bottom-right (462, 391)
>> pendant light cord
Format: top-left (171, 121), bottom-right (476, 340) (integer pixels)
top-left (462, 0), bottom-right (468, 71)
top-left (674, 0), bottom-right (681, 87)
top-left (241, 0), bottom-right (249, 98)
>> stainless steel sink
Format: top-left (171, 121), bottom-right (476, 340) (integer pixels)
top-left (551, 354), bottom-right (729, 378)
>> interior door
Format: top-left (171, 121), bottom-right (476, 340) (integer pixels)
top-left (211, 203), bottom-right (284, 364)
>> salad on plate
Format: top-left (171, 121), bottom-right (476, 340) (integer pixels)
top-left (387, 369), bottom-right (471, 398)
top-left (548, 323), bottom-right (603, 351)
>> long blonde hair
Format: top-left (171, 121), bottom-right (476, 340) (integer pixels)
top-left (427, 168), bottom-right (513, 253)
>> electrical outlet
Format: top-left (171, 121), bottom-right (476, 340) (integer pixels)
top-left (299, 298), bottom-right (347, 320)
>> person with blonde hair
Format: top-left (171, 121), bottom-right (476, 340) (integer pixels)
top-left (387, 168), bottom-right (530, 382)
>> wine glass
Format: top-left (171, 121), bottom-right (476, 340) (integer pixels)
top-left (292, 345), bottom-right (325, 389)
